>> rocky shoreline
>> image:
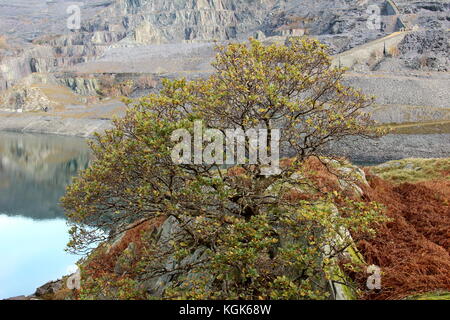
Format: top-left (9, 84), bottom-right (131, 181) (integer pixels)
top-left (4, 279), bottom-right (66, 300)
top-left (1, 113), bottom-right (449, 162)
top-left (0, 113), bottom-right (113, 138)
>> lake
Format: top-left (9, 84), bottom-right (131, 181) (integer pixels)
top-left (0, 132), bottom-right (90, 299)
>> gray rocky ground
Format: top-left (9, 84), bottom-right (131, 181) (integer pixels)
top-left (328, 133), bottom-right (450, 163)
top-left (0, 112), bottom-right (114, 137)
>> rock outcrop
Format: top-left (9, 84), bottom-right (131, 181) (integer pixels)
top-left (398, 29), bottom-right (450, 71)
top-left (0, 84), bottom-right (57, 112)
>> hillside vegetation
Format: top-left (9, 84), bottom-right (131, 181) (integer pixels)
top-left (370, 158), bottom-right (450, 183)
top-left (358, 158), bottom-right (450, 299)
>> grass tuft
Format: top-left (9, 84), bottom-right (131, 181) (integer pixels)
top-left (369, 158), bottom-right (450, 183)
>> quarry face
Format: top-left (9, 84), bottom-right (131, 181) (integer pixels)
top-left (0, 0), bottom-right (449, 159)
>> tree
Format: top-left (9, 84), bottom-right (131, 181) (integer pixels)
top-left (62, 38), bottom-right (386, 299)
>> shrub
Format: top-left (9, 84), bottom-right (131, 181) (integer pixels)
top-left (62, 39), bottom-right (386, 299)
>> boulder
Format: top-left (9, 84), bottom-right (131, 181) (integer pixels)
top-left (35, 279), bottom-right (64, 297)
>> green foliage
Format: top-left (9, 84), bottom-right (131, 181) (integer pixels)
top-left (79, 272), bottom-right (149, 300)
top-left (163, 197), bottom-right (382, 300)
top-left (62, 38), bottom-right (386, 299)
top-left (406, 291), bottom-right (450, 300)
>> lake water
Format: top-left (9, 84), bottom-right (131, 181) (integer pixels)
top-left (0, 132), bottom-right (90, 299)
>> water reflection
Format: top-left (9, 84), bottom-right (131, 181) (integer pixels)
top-left (0, 215), bottom-right (77, 299)
top-left (0, 132), bottom-right (90, 219)
top-left (0, 132), bottom-right (90, 299)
